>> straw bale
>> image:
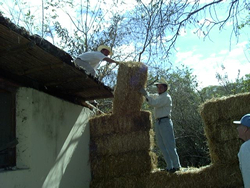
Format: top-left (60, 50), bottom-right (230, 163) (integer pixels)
top-left (90, 173), bottom-right (147, 188)
top-left (223, 92), bottom-right (250, 118)
top-left (200, 99), bottom-right (222, 125)
top-left (112, 62), bottom-right (148, 116)
top-left (91, 163), bottom-right (242, 188)
top-left (204, 119), bottom-right (243, 163)
top-left (207, 138), bottom-right (243, 164)
top-left (204, 121), bottom-right (239, 143)
top-left (89, 110), bottom-right (152, 138)
top-left (90, 129), bottom-right (154, 156)
top-left (146, 163), bottom-right (243, 188)
top-left (90, 151), bottom-right (157, 179)
top-left (200, 92), bottom-right (250, 125)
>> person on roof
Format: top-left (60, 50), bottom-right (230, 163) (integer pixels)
top-left (74, 45), bottom-right (119, 76)
top-left (140, 78), bottom-right (181, 173)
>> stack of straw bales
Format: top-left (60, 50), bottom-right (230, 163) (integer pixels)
top-left (89, 93), bottom-right (248, 188)
top-left (146, 162), bottom-right (242, 188)
top-left (197, 92), bottom-right (250, 187)
top-left (89, 60), bottom-right (249, 187)
top-left (89, 62), bottom-right (157, 187)
top-left (200, 93), bottom-right (250, 164)
top-left (112, 62), bottom-right (148, 116)
top-left (89, 163), bottom-right (243, 188)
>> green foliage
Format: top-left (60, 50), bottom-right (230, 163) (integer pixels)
top-left (200, 69), bottom-right (250, 100)
top-left (238, 12), bottom-right (250, 29)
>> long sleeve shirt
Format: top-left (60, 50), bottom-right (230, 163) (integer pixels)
top-left (238, 139), bottom-right (250, 188)
top-left (77, 51), bottom-right (106, 69)
top-left (145, 91), bottom-right (172, 119)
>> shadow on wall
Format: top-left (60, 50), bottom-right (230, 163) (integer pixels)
top-left (42, 107), bottom-right (93, 188)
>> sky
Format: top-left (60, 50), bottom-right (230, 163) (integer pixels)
top-left (1, 0), bottom-right (249, 89)
top-left (173, 22), bottom-right (250, 88)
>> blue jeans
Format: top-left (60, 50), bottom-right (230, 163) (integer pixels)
top-left (155, 118), bottom-right (181, 170)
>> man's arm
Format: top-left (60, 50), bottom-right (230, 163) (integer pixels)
top-left (103, 57), bottom-right (119, 65)
top-left (140, 88), bottom-right (171, 107)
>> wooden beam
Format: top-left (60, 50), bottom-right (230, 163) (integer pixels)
top-left (0, 41), bottom-right (35, 57)
top-left (44, 76), bottom-right (88, 86)
top-left (60, 86), bottom-right (102, 95)
top-left (18, 63), bottom-right (66, 76)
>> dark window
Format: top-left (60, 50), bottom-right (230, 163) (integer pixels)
top-left (0, 81), bottom-right (17, 169)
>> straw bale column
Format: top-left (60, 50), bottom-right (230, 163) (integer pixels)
top-left (112, 62), bottom-right (148, 116)
top-left (200, 92), bottom-right (250, 164)
top-left (89, 62), bottom-right (157, 188)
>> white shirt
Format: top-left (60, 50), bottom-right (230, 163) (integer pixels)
top-left (238, 139), bottom-right (250, 188)
top-left (146, 91), bottom-right (172, 119)
top-left (77, 51), bottom-right (106, 69)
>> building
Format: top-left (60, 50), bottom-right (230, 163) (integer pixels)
top-left (0, 13), bottom-right (113, 188)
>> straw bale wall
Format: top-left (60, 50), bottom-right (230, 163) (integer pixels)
top-left (90, 129), bottom-right (154, 156)
top-left (91, 163), bottom-right (242, 188)
top-left (89, 60), bottom-right (248, 188)
top-left (90, 62), bottom-right (156, 187)
top-left (91, 151), bottom-right (157, 179)
top-left (200, 92), bottom-right (250, 163)
top-left (90, 173), bottom-right (147, 188)
top-left (146, 163), bottom-right (242, 188)
top-left (90, 111), bottom-right (152, 138)
top-left (200, 93), bottom-right (250, 125)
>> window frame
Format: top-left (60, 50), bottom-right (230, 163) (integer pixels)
top-left (0, 79), bottom-right (18, 170)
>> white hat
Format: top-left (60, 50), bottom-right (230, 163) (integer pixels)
top-left (154, 78), bottom-right (168, 85)
top-left (97, 45), bottom-right (113, 56)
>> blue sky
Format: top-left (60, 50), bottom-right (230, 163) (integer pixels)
top-left (172, 20), bottom-right (249, 88)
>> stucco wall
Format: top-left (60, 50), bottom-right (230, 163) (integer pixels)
top-left (0, 87), bottom-right (94, 188)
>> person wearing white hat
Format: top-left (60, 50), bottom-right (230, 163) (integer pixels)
top-left (140, 78), bottom-right (181, 173)
top-left (74, 45), bottom-right (118, 76)
top-left (233, 114), bottom-right (250, 188)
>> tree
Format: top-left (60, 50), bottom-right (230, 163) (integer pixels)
top-left (121, 0), bottom-right (249, 68)
top-left (1, 0), bottom-right (249, 72)
top-left (200, 72), bottom-right (250, 100)
top-left (238, 12), bottom-right (250, 29)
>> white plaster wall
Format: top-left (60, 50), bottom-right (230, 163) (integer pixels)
top-left (0, 87), bottom-right (94, 188)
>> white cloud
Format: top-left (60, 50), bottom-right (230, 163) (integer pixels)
top-left (191, 28), bottom-right (206, 38)
top-left (174, 39), bottom-right (249, 88)
top-left (225, 21), bottom-right (233, 26)
top-left (219, 50), bottom-right (228, 55)
top-left (176, 50), bottom-right (193, 61)
top-left (210, 53), bottom-right (216, 57)
top-left (198, 18), bottom-right (213, 26)
top-left (179, 28), bottom-right (187, 36)
top-left (236, 41), bottom-right (248, 48)
top-left (175, 50), bottom-right (221, 87)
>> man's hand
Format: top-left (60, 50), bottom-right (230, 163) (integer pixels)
top-left (103, 57), bottom-right (118, 65)
top-left (139, 88), bottom-right (148, 96)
